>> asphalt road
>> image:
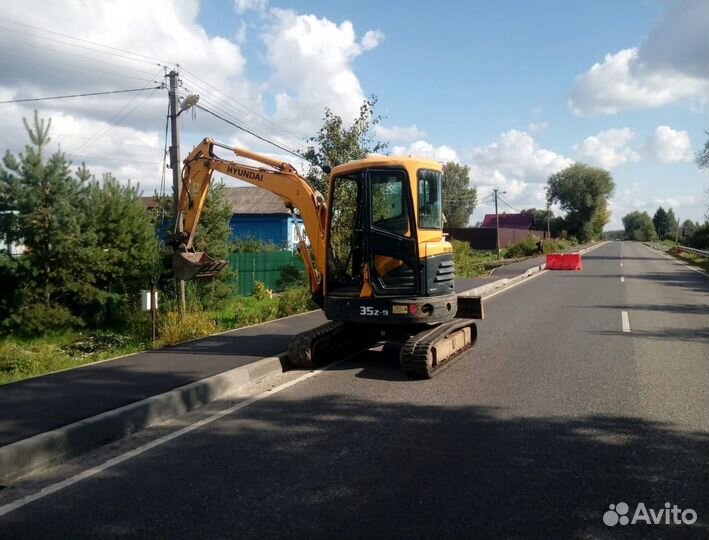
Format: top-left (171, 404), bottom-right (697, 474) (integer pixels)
top-left (1, 242), bottom-right (707, 540)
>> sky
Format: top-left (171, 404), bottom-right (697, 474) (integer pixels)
top-left (0, 0), bottom-right (707, 228)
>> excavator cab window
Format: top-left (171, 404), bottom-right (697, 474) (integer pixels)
top-left (418, 169), bottom-right (443, 229)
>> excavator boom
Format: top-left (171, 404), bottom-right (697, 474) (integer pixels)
top-left (173, 139), bottom-right (327, 296)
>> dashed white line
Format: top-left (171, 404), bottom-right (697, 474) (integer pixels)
top-left (621, 311), bottom-right (631, 333)
top-left (620, 276), bottom-right (625, 283)
top-left (620, 262), bottom-right (623, 267)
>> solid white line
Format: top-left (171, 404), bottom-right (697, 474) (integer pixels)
top-left (639, 243), bottom-right (709, 278)
top-left (621, 311), bottom-right (631, 333)
top-left (484, 270), bottom-right (548, 299)
top-left (0, 361), bottom-right (343, 518)
top-left (620, 276), bottom-right (625, 283)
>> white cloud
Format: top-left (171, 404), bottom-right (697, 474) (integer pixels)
top-left (361, 30), bottom-right (384, 51)
top-left (527, 121), bottom-right (548, 133)
top-left (263, 8), bottom-right (384, 136)
top-left (465, 130), bottom-right (573, 219)
top-left (643, 126), bottom-right (693, 163)
top-left (234, 0), bottom-right (268, 14)
top-left (391, 140), bottom-right (459, 163)
top-left (469, 130), bottom-right (572, 182)
top-left (375, 124), bottom-right (426, 143)
top-left (574, 128), bottom-right (640, 169)
top-left (569, 0), bottom-right (709, 115)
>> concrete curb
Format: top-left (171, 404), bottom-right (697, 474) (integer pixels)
top-left (0, 353), bottom-right (288, 483)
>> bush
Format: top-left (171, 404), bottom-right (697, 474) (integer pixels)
top-left (157, 305), bottom-right (218, 347)
top-left (5, 304), bottom-right (84, 337)
top-left (277, 263), bottom-right (306, 290)
top-left (252, 281), bottom-right (271, 301)
top-left (277, 287), bottom-right (316, 317)
top-left (688, 224), bottom-right (709, 250)
top-left (503, 236), bottom-right (540, 258)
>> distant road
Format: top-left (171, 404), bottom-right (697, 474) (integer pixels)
top-left (1, 241), bottom-right (707, 540)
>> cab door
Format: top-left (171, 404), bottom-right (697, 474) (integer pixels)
top-left (365, 169), bottom-right (419, 296)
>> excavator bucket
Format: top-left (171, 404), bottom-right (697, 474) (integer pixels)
top-left (173, 252), bottom-right (227, 281)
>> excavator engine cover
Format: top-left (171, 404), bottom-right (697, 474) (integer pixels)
top-left (173, 251), bottom-right (227, 281)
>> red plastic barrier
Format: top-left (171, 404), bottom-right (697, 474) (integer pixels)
top-left (546, 253), bottom-right (582, 271)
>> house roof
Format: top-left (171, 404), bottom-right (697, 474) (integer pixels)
top-left (140, 187), bottom-right (289, 215)
top-left (223, 187), bottom-right (289, 214)
top-left (481, 213), bottom-right (534, 229)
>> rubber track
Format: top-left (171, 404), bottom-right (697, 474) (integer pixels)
top-left (400, 320), bottom-right (478, 379)
top-left (288, 321), bottom-right (346, 368)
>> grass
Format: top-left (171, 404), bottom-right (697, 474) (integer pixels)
top-left (0, 286), bottom-right (317, 386)
top-left (661, 242), bottom-right (709, 273)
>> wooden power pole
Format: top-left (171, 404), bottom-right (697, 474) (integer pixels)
top-left (168, 69), bottom-right (186, 313)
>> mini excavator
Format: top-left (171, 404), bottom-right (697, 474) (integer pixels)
top-left (171, 138), bottom-right (483, 378)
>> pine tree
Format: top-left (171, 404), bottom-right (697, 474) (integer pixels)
top-left (81, 173), bottom-right (158, 324)
top-left (0, 111), bottom-right (86, 332)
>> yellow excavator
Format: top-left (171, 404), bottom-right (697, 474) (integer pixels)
top-left (172, 138), bottom-right (483, 378)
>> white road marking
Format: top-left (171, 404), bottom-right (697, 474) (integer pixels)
top-left (620, 262), bottom-right (623, 267)
top-left (620, 276), bottom-right (625, 283)
top-left (639, 244), bottom-right (709, 278)
top-left (0, 361), bottom-right (344, 518)
top-left (621, 311), bottom-right (631, 333)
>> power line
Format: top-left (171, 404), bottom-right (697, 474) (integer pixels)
top-left (66, 69), bottom-right (164, 159)
top-left (195, 103), bottom-right (307, 161)
top-left (0, 21), bottom-right (166, 66)
top-left (0, 86), bottom-right (162, 104)
top-left (497, 195), bottom-right (521, 213)
top-left (0, 45), bottom-right (160, 83)
top-left (180, 67), bottom-right (306, 147)
top-left (192, 94), bottom-right (306, 157)
top-left (182, 80), bottom-right (308, 156)
top-left (0, 16), bottom-right (170, 64)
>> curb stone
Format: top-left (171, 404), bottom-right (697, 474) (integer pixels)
top-left (0, 353), bottom-right (288, 483)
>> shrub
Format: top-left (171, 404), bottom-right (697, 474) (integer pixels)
top-left (276, 263), bottom-right (306, 290)
top-left (157, 305), bottom-right (218, 347)
top-left (503, 236), bottom-right (540, 258)
top-left (252, 281), bottom-right (271, 301)
top-left (277, 287), bottom-right (316, 317)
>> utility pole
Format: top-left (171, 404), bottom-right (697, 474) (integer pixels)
top-left (494, 188), bottom-right (501, 259)
top-left (546, 201), bottom-right (551, 240)
top-left (168, 69), bottom-right (186, 313)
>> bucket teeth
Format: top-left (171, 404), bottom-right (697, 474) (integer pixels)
top-left (173, 252), bottom-right (227, 281)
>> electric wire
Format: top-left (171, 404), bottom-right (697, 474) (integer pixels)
top-left (0, 16), bottom-right (171, 64)
top-left (191, 94), bottom-right (307, 157)
top-left (180, 68), bottom-right (306, 149)
top-left (195, 103), bottom-right (307, 161)
top-left (67, 69), bottom-right (164, 159)
top-left (182, 80), bottom-right (307, 155)
top-left (0, 22), bottom-right (165, 66)
top-left (0, 86), bottom-right (162, 104)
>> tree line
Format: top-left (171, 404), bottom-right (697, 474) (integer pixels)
top-left (0, 112), bottom-right (232, 336)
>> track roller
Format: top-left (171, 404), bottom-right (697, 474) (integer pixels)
top-left (400, 319), bottom-right (478, 379)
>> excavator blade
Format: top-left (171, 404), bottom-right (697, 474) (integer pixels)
top-left (173, 252), bottom-right (227, 281)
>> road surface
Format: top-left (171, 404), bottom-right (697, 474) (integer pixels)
top-left (1, 242), bottom-right (707, 540)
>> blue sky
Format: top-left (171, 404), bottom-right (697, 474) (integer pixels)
top-left (1, 0), bottom-right (706, 228)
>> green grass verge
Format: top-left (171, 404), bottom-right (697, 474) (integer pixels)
top-left (0, 287), bottom-right (316, 386)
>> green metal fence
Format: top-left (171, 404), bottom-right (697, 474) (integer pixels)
top-left (227, 251), bottom-right (305, 295)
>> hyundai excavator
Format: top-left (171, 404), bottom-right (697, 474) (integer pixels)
top-left (172, 138), bottom-right (483, 378)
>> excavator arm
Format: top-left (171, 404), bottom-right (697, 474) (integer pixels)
top-left (172, 138), bottom-right (327, 298)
